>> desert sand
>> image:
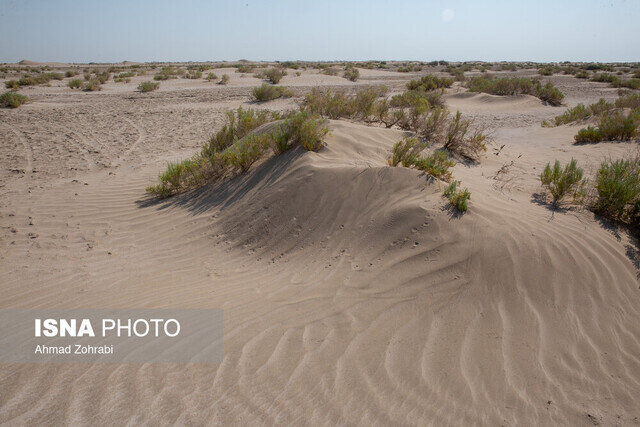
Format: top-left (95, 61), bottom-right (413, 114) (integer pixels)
top-left (1, 64), bottom-right (639, 425)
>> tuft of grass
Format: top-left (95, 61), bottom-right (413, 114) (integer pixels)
top-left (539, 158), bottom-right (585, 206)
top-left (574, 126), bottom-right (603, 143)
top-left (203, 107), bottom-right (277, 156)
top-left (252, 83), bottom-right (293, 101)
top-left (137, 81), bottom-right (160, 92)
top-left (206, 72), bottom-right (218, 81)
top-left (412, 150), bottom-right (455, 181)
top-left (4, 80), bottom-right (19, 89)
top-left (0, 91), bottom-right (29, 108)
top-left (264, 68), bottom-right (286, 84)
top-left (219, 74), bottom-right (230, 85)
top-left (443, 181), bottom-right (471, 212)
top-left (443, 110), bottom-right (487, 161)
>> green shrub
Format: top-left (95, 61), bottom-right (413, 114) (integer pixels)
top-left (390, 136), bottom-right (422, 166)
top-left (343, 66), bottom-right (360, 82)
top-left (202, 107), bottom-right (277, 156)
top-left (264, 68), bottom-right (286, 84)
top-left (279, 111), bottom-right (330, 151)
top-left (206, 72), bottom-right (218, 81)
top-left (219, 74), bottom-right (229, 85)
top-left (322, 67), bottom-right (339, 76)
top-left (591, 73), bottom-right (619, 83)
top-left (390, 89), bottom-right (444, 109)
top-left (5, 80), bottom-right (19, 89)
top-left (406, 74), bottom-right (453, 91)
top-left (252, 83), bottom-right (293, 101)
top-left (592, 158), bottom-right (640, 223)
top-left (82, 79), bottom-right (102, 91)
top-left (224, 134), bottom-right (268, 172)
top-left (538, 66), bottom-right (554, 76)
top-left (575, 70), bottom-right (590, 79)
top-left (68, 78), bottom-right (83, 89)
top-left (443, 181), bottom-right (471, 212)
top-left (539, 158), bottom-right (585, 206)
top-left (574, 126), bottom-right (603, 143)
top-left (412, 150), bottom-right (455, 181)
top-left (466, 76), bottom-right (564, 105)
top-left (598, 110), bottom-right (639, 141)
top-left (0, 91), bottom-right (29, 108)
top-left (138, 81), bottom-right (160, 92)
top-left (235, 64), bottom-right (253, 74)
top-left (615, 93), bottom-right (640, 109)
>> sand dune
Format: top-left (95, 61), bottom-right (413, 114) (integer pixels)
top-left (1, 71), bottom-right (639, 424)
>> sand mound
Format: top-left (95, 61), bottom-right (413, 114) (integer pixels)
top-left (446, 92), bottom-right (545, 111)
top-left (1, 112), bottom-right (639, 424)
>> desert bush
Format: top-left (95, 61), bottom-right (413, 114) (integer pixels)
top-left (203, 107), bottom-right (277, 156)
top-left (443, 181), bottom-right (471, 212)
top-left (343, 66), bottom-right (360, 82)
top-left (0, 91), bottom-right (29, 108)
top-left (219, 74), bottom-right (230, 85)
top-left (574, 126), bottom-right (603, 143)
top-left (185, 70), bottom-right (202, 79)
top-left (613, 78), bottom-right (640, 90)
top-left (138, 81), bottom-right (160, 92)
top-left (539, 158), bottom-right (585, 206)
top-left (224, 133), bottom-right (269, 172)
top-left (536, 81), bottom-right (564, 106)
top-left (390, 89), bottom-right (444, 109)
top-left (278, 111), bottom-right (330, 152)
top-left (466, 76), bottom-right (563, 105)
top-left (82, 79), bottom-right (102, 91)
top-left (575, 70), bottom-right (590, 79)
top-left (406, 74), bottom-right (453, 91)
top-left (65, 70), bottom-right (77, 78)
top-left (252, 83), bottom-right (293, 101)
top-left (206, 72), bottom-right (218, 81)
top-left (615, 93), bottom-right (640, 109)
top-left (390, 136), bottom-right (422, 167)
top-left (592, 158), bottom-right (640, 224)
top-left (235, 64), bottom-right (253, 74)
top-left (264, 68), bottom-right (286, 84)
top-left (538, 66), bottom-right (555, 76)
top-left (322, 67), bottom-right (339, 76)
top-left (591, 73), bottom-right (619, 83)
top-left (4, 80), bottom-right (19, 89)
top-left (597, 110), bottom-right (639, 141)
top-left (412, 150), bottom-right (455, 181)
top-left (442, 111), bottom-right (487, 161)
top-left (68, 78), bottom-right (83, 89)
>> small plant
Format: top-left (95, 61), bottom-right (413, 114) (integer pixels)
top-left (539, 158), bottom-right (585, 206)
top-left (264, 68), bottom-right (286, 84)
top-left (443, 181), bottom-right (471, 212)
top-left (0, 91), bottom-right (29, 108)
top-left (574, 126), bottom-right (603, 143)
top-left (592, 158), bottom-right (640, 223)
top-left (224, 134), bottom-right (268, 172)
top-left (206, 72), bottom-right (218, 81)
top-left (68, 78), bottom-right (83, 89)
top-left (82, 79), bottom-right (102, 91)
top-left (343, 66), bottom-right (360, 82)
top-left (279, 111), bottom-right (329, 151)
top-left (442, 111), bottom-right (487, 161)
top-left (138, 81), bottom-right (160, 92)
top-left (251, 83), bottom-right (293, 101)
top-left (412, 150), bottom-right (455, 181)
top-left (219, 74), bottom-right (230, 85)
top-left (390, 136), bottom-right (422, 167)
top-left (4, 80), bottom-right (19, 89)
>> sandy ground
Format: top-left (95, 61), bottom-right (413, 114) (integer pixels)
top-left (1, 68), bottom-right (639, 425)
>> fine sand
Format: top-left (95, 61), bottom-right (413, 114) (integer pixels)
top-left (1, 67), bottom-right (639, 425)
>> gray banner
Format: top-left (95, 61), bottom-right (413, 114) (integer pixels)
top-left (0, 309), bottom-right (223, 363)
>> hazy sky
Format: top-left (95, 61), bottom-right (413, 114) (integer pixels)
top-left (0, 0), bottom-right (638, 63)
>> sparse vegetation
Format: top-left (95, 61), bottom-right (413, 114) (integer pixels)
top-left (219, 74), bottom-right (230, 85)
top-left (82, 79), bottom-right (102, 91)
top-left (138, 81), bottom-right (160, 92)
top-left (68, 78), bottom-right (83, 89)
top-left (343, 65), bottom-right (360, 82)
top-left (406, 74), bottom-right (453, 91)
top-left (252, 83), bottom-right (293, 101)
top-left (592, 157), bottom-right (640, 225)
top-left (206, 72), bottom-right (218, 81)
top-left (443, 181), bottom-right (471, 212)
top-left (574, 110), bottom-right (640, 143)
top-left (466, 76), bottom-right (564, 105)
top-left (0, 91), bottom-right (29, 108)
top-left (539, 158), bottom-right (585, 206)
top-left (147, 108), bottom-right (329, 197)
top-left (264, 68), bottom-right (286, 84)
